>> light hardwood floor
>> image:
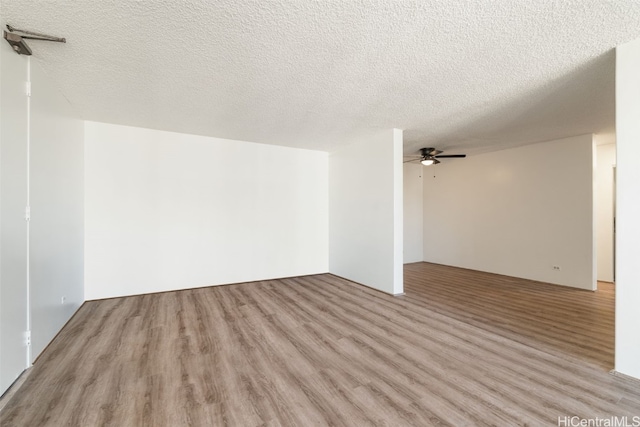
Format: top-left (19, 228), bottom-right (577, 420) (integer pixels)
top-left (1, 263), bottom-right (639, 426)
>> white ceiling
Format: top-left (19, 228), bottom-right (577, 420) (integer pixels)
top-left (2, 1), bottom-right (640, 155)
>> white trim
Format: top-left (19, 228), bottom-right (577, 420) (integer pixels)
top-left (25, 57), bottom-right (32, 366)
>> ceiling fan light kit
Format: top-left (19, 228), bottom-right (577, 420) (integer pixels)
top-left (405, 147), bottom-right (467, 166)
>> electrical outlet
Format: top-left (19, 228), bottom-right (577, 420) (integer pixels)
top-left (61, 296), bottom-right (66, 304)
top-left (552, 266), bottom-right (561, 271)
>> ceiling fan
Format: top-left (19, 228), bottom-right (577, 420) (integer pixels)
top-left (404, 147), bottom-right (466, 166)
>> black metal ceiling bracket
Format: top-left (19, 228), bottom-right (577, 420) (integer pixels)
top-left (3, 24), bottom-right (66, 56)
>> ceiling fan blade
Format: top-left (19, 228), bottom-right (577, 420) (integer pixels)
top-left (420, 147), bottom-right (442, 156)
top-left (435, 154), bottom-right (466, 158)
top-left (403, 158), bottom-right (421, 163)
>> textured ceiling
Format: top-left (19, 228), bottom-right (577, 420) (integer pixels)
top-left (2, 1), bottom-right (640, 154)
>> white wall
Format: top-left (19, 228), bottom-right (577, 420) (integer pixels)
top-left (29, 60), bottom-right (84, 359)
top-left (595, 142), bottom-right (615, 283)
top-left (615, 38), bottom-right (640, 380)
top-left (423, 134), bottom-right (595, 290)
top-left (0, 36), bottom-right (29, 394)
top-left (403, 162), bottom-right (423, 263)
top-left (84, 122), bottom-right (328, 300)
top-left (329, 129), bottom-right (404, 295)
top-left (0, 46), bottom-right (84, 394)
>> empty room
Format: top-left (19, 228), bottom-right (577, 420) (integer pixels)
top-left (1, 1), bottom-right (640, 426)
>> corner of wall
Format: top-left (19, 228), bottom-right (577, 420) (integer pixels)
top-left (393, 129), bottom-right (404, 295)
top-left (328, 128), bottom-right (404, 295)
top-left (614, 37), bottom-right (640, 380)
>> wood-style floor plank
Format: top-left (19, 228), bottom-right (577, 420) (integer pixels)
top-left (1, 262), bottom-right (639, 426)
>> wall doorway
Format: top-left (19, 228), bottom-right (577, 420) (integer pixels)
top-left (595, 142), bottom-right (616, 285)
